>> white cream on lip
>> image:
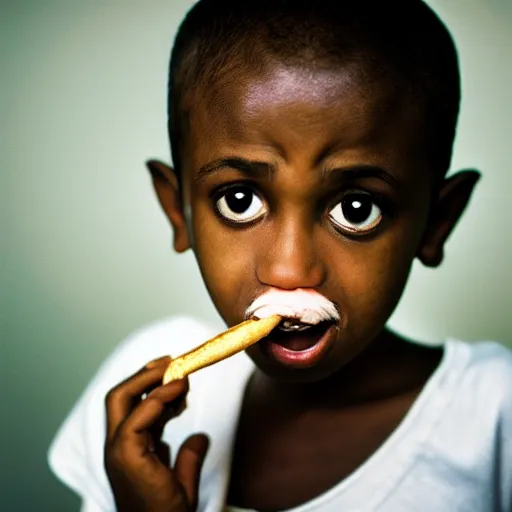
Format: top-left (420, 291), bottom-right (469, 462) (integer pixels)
top-left (245, 288), bottom-right (340, 325)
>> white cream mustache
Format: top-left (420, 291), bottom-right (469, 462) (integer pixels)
top-left (245, 288), bottom-right (340, 325)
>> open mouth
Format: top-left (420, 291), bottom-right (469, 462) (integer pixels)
top-left (273, 319), bottom-right (333, 349)
top-left (260, 318), bottom-right (337, 368)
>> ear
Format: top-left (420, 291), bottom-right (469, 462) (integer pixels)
top-left (145, 159), bottom-right (191, 253)
top-left (417, 169), bottom-right (481, 267)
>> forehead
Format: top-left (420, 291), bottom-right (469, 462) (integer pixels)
top-left (182, 61), bottom-right (425, 178)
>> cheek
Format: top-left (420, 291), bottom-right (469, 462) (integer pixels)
top-left (331, 227), bottom-right (420, 331)
top-left (191, 206), bottom-right (256, 322)
top-left (350, 249), bottom-right (408, 310)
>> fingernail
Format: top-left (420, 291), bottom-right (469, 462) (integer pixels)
top-left (145, 159), bottom-right (156, 170)
top-left (145, 356), bottom-right (171, 369)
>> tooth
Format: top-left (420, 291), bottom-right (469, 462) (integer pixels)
top-left (278, 320), bottom-right (314, 332)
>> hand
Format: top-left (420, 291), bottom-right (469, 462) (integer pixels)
top-left (104, 356), bottom-right (209, 512)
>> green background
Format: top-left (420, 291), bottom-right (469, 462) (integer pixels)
top-left (2, 0), bottom-right (511, 510)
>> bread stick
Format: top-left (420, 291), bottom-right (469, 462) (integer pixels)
top-left (162, 315), bottom-right (282, 384)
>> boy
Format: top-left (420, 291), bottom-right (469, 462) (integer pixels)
top-left (48, 0), bottom-right (512, 511)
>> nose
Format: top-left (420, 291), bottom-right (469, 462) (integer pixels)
top-left (256, 217), bottom-right (326, 290)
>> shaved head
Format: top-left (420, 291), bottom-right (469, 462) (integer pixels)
top-left (168, 0), bottom-right (460, 189)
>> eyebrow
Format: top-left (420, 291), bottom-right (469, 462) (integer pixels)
top-left (194, 156), bottom-right (399, 187)
top-left (195, 157), bottom-right (276, 183)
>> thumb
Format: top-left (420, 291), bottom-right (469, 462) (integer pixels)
top-left (174, 433), bottom-right (210, 511)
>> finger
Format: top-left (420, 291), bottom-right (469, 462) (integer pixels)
top-left (109, 379), bottom-right (188, 466)
top-left (145, 355), bottom-right (173, 370)
top-left (136, 356), bottom-right (175, 401)
top-left (117, 378), bottom-right (189, 444)
top-left (105, 357), bottom-right (171, 441)
top-left (174, 434), bottom-right (210, 511)
top-left (149, 391), bottom-right (188, 441)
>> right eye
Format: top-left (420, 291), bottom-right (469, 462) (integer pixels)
top-left (215, 186), bottom-right (266, 223)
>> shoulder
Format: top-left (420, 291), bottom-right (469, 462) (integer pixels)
top-left (449, 339), bottom-right (512, 407)
top-left (71, 315), bottom-right (219, 406)
top-left (424, 339), bottom-right (512, 450)
top-left (84, 315), bottom-right (221, 393)
top-left (50, 313), bottom-right (222, 426)
top-left (463, 339), bottom-right (512, 371)
top-left (107, 315), bottom-right (221, 367)
top-left (440, 339), bottom-right (512, 425)
top-left (432, 338), bottom-right (512, 454)
top-left (443, 339), bottom-right (512, 510)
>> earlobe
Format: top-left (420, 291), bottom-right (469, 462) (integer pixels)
top-left (145, 159), bottom-right (191, 253)
top-left (417, 169), bottom-right (481, 267)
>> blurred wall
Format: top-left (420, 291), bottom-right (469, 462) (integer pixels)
top-left (2, 0), bottom-right (511, 510)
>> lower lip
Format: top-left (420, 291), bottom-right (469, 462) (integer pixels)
top-left (261, 323), bottom-right (338, 369)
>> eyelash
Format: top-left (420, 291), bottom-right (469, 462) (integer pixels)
top-left (210, 180), bottom-right (258, 200)
top-left (210, 181), bottom-right (393, 232)
top-left (210, 181), bottom-right (262, 227)
top-left (329, 190), bottom-right (392, 217)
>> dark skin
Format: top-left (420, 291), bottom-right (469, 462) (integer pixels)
top-left (104, 61), bottom-right (479, 511)
top-left (104, 357), bottom-right (209, 512)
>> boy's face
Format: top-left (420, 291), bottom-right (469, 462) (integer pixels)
top-left (152, 60), bottom-right (478, 383)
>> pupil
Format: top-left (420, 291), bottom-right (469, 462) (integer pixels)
top-left (226, 189), bottom-right (252, 214)
top-left (342, 195), bottom-right (371, 224)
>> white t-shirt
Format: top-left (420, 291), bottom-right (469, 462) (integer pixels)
top-left (48, 315), bottom-right (512, 512)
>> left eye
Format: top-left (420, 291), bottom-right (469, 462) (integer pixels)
top-left (328, 192), bottom-right (382, 233)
